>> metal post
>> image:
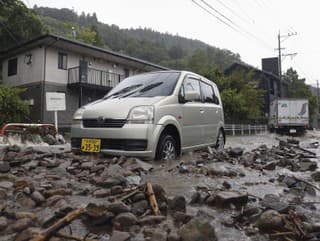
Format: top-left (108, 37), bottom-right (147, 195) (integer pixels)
top-left (232, 124), bottom-right (235, 136)
top-left (54, 111), bottom-right (58, 133)
top-left (248, 125), bottom-right (251, 135)
top-left (241, 125), bottom-right (244, 135)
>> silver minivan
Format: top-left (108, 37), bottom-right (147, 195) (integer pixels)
top-left (71, 71), bottom-right (225, 160)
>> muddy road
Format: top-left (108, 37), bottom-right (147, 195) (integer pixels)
top-left (0, 131), bottom-right (319, 241)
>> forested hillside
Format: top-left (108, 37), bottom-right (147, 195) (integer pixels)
top-left (33, 6), bottom-right (242, 71)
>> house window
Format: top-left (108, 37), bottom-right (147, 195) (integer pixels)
top-left (8, 58), bottom-right (18, 76)
top-left (58, 53), bottom-right (67, 70)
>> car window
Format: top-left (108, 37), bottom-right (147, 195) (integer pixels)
top-left (200, 81), bottom-right (219, 104)
top-left (183, 77), bottom-right (201, 102)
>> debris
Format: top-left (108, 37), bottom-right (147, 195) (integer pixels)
top-left (30, 208), bottom-right (86, 241)
top-left (146, 182), bottom-right (161, 216)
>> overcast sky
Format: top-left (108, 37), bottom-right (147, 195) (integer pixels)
top-left (23, 0), bottom-right (320, 86)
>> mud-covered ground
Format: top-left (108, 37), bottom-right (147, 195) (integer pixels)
top-left (0, 131), bottom-right (319, 241)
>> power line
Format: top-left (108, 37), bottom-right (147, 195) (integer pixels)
top-left (193, 0), bottom-right (273, 51)
top-left (191, 0), bottom-right (241, 34)
top-left (228, 0), bottom-right (255, 24)
top-left (212, 0), bottom-right (252, 24)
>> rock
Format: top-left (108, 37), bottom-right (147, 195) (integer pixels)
top-left (0, 216), bottom-right (8, 231)
top-left (139, 215), bottom-right (166, 225)
top-left (124, 158), bottom-right (153, 172)
top-left (178, 218), bottom-right (217, 241)
top-left (167, 232), bottom-right (181, 241)
top-left (105, 164), bottom-right (127, 176)
top-left (85, 203), bottom-right (114, 226)
top-left (311, 171), bottom-right (320, 182)
top-left (173, 211), bottom-right (193, 224)
top-left (263, 162), bottom-right (277, 171)
top-left (107, 202), bottom-right (131, 214)
top-left (93, 175), bottom-right (127, 188)
top-left (42, 134), bottom-right (57, 145)
top-left (261, 194), bottom-right (289, 213)
top-left (46, 195), bottom-right (64, 207)
top-left (222, 181), bottom-right (231, 189)
top-left (43, 188), bottom-right (72, 198)
top-left (111, 185), bottom-right (123, 195)
top-left (169, 196), bottom-right (186, 213)
top-left (126, 175), bottom-right (141, 185)
top-left (0, 181), bottom-right (14, 189)
top-left (110, 230), bottom-right (130, 241)
top-left (31, 191), bottom-right (45, 204)
top-left (256, 210), bottom-right (283, 232)
top-left (132, 200), bottom-right (149, 216)
top-left (151, 230), bottom-right (167, 241)
top-left (281, 176), bottom-right (297, 188)
top-left (113, 212), bottom-right (138, 227)
top-left (93, 189), bottom-right (110, 198)
top-left (190, 192), bottom-right (201, 204)
top-left (228, 147), bottom-right (244, 157)
top-left (11, 218), bottom-right (32, 232)
top-left (298, 160), bottom-right (317, 172)
top-left (215, 191), bottom-right (248, 207)
top-left (131, 192), bottom-right (146, 202)
top-left (16, 192), bottom-right (36, 209)
top-left (0, 161), bottom-right (10, 173)
top-left (152, 184), bottom-right (167, 203)
top-left (15, 212), bottom-right (37, 221)
top-left (179, 165), bottom-right (189, 174)
top-left (15, 227), bottom-right (40, 241)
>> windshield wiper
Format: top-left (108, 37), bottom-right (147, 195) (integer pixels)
top-left (123, 82), bottom-right (164, 97)
top-left (104, 84), bottom-right (143, 99)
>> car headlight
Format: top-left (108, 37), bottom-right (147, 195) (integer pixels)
top-left (73, 108), bottom-right (85, 120)
top-left (128, 106), bottom-right (154, 124)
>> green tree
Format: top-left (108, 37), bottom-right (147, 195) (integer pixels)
top-left (0, 0), bottom-right (45, 50)
top-left (0, 86), bottom-right (29, 125)
top-left (204, 68), bottom-right (265, 122)
top-left (284, 68), bottom-right (317, 118)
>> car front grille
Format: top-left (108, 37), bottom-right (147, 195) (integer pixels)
top-left (83, 118), bottom-right (127, 128)
top-left (71, 138), bottom-right (148, 151)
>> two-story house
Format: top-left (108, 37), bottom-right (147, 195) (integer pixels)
top-left (0, 34), bottom-right (168, 127)
top-left (224, 61), bottom-right (289, 118)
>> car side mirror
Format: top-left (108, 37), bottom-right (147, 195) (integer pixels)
top-left (184, 90), bottom-right (200, 102)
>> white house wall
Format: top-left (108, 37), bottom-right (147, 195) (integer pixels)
top-left (45, 46), bottom-right (133, 85)
top-left (2, 47), bottom-right (44, 86)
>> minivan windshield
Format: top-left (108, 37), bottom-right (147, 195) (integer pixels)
top-left (105, 72), bottom-right (180, 99)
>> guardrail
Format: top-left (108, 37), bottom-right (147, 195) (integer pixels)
top-left (225, 124), bottom-right (268, 136)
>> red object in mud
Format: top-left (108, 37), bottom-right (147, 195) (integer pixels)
top-left (0, 123), bottom-right (57, 137)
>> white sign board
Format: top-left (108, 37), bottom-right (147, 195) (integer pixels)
top-left (46, 92), bottom-right (66, 111)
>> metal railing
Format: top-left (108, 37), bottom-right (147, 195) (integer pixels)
top-left (225, 124), bottom-right (268, 136)
top-left (68, 66), bottom-right (125, 88)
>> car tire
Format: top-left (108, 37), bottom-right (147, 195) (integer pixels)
top-left (216, 130), bottom-right (225, 151)
top-left (156, 133), bottom-right (177, 160)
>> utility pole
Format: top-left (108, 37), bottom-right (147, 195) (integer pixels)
top-left (317, 80), bottom-right (320, 112)
top-left (275, 30), bottom-right (297, 97)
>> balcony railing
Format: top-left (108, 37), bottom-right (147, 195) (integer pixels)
top-left (68, 66), bottom-right (125, 88)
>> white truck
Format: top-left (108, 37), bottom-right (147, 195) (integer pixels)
top-left (269, 99), bottom-right (309, 134)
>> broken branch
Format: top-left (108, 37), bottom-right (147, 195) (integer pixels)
top-left (30, 208), bottom-right (86, 241)
top-left (146, 182), bottom-right (161, 216)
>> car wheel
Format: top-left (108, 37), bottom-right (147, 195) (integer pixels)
top-left (216, 130), bottom-right (225, 151)
top-left (156, 133), bottom-right (177, 160)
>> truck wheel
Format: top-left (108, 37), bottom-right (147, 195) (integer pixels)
top-left (216, 130), bottom-right (225, 151)
top-left (156, 133), bottom-right (177, 160)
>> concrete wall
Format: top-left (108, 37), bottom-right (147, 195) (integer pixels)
top-left (2, 47), bottom-right (44, 86)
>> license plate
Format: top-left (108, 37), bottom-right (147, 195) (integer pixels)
top-left (289, 129), bottom-right (297, 133)
top-left (81, 138), bottom-right (101, 152)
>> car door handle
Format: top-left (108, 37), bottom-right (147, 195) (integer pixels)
top-left (200, 109), bottom-right (205, 114)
